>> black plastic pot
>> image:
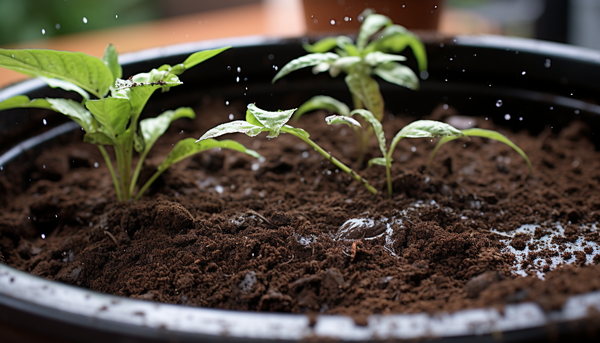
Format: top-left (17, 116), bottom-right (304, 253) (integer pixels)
top-left (1, 35), bottom-right (600, 342)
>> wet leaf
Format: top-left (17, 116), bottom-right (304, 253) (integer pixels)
top-left (160, 138), bottom-right (260, 171)
top-left (357, 14), bottom-right (392, 50)
top-left (39, 77), bottom-right (90, 101)
top-left (367, 25), bottom-right (427, 72)
top-left (429, 128), bottom-right (532, 173)
top-left (182, 46), bottom-right (231, 71)
top-left (0, 48), bottom-right (113, 97)
top-left (272, 53), bottom-right (339, 83)
top-left (373, 62), bottom-right (419, 90)
top-left (325, 115), bottom-right (361, 128)
top-left (140, 107), bottom-right (196, 154)
top-left (294, 95), bottom-right (350, 121)
top-left (197, 121), bottom-right (266, 142)
top-left (0, 95), bottom-right (95, 132)
top-left (390, 120), bottom-right (464, 155)
top-left (85, 97), bottom-right (131, 139)
top-left (345, 71), bottom-right (384, 121)
top-left (350, 109), bottom-right (386, 156)
top-left (102, 43), bottom-right (122, 81)
top-left (368, 157), bottom-right (386, 168)
top-left (364, 51), bottom-right (406, 66)
top-left (246, 103), bottom-right (297, 138)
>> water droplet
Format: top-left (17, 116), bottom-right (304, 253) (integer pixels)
top-left (439, 43), bottom-right (445, 48)
top-left (462, 69), bottom-right (465, 72)
top-left (251, 163), bottom-right (260, 171)
top-left (41, 234), bottom-right (46, 239)
top-left (519, 117), bottom-right (523, 121)
top-left (504, 114), bottom-right (511, 120)
top-left (116, 15), bottom-right (119, 19)
top-left (473, 53), bottom-right (477, 57)
top-left (402, 4), bottom-right (406, 8)
top-left (42, 119), bottom-right (47, 125)
top-left (215, 185), bottom-right (224, 194)
top-left (485, 117), bottom-right (488, 120)
top-left (443, 104), bottom-right (449, 110)
top-left (435, 5), bottom-right (438, 8)
top-left (83, 17), bottom-right (88, 24)
top-left (411, 146), bottom-right (417, 152)
top-left (42, 164), bottom-right (46, 169)
top-left (272, 65), bottom-right (278, 71)
top-left (225, 101), bottom-right (229, 105)
top-left (302, 151), bottom-right (309, 158)
top-left (268, 54), bottom-right (274, 60)
top-left (236, 77), bottom-right (240, 82)
top-left (237, 67), bottom-right (241, 73)
top-left (55, 23), bottom-right (61, 30)
top-left (544, 59), bottom-right (551, 68)
top-left (496, 100), bottom-right (503, 107)
top-left (522, 71), bottom-right (526, 75)
top-left (94, 162), bottom-right (99, 168)
top-left (229, 114), bottom-right (234, 120)
top-left (227, 66), bottom-right (231, 71)
top-left (549, 106), bottom-right (554, 110)
top-left (420, 70), bottom-right (429, 80)
top-left (41, 29), bottom-right (46, 35)
top-left (449, 57), bottom-right (453, 61)
top-left (344, 16), bottom-right (351, 22)
top-left (330, 19), bottom-right (336, 25)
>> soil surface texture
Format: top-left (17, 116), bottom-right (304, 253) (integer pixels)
top-left (2, 98), bottom-right (600, 318)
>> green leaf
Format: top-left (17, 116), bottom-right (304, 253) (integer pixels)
top-left (390, 120), bottom-right (464, 157)
top-left (367, 25), bottom-right (428, 72)
top-left (85, 97), bottom-right (132, 139)
top-left (325, 115), bottom-right (361, 128)
top-left (39, 77), bottom-right (90, 101)
top-left (373, 62), bottom-right (419, 90)
top-left (282, 125), bottom-right (310, 139)
top-left (160, 138), bottom-right (260, 171)
top-left (350, 109), bottom-right (387, 157)
top-left (0, 48), bottom-right (114, 97)
top-left (330, 56), bottom-right (361, 77)
top-left (294, 95), bottom-right (350, 121)
top-left (140, 107), bottom-right (196, 154)
top-left (0, 95), bottom-right (95, 132)
top-left (428, 128), bottom-right (532, 173)
top-left (84, 132), bottom-right (114, 146)
top-left (345, 71), bottom-right (384, 121)
top-left (303, 37), bottom-right (338, 53)
top-left (197, 120), bottom-right (266, 142)
top-left (368, 157), bottom-right (386, 168)
top-left (246, 103), bottom-right (297, 138)
top-left (357, 14), bottom-right (392, 50)
top-left (364, 51), bottom-right (406, 66)
top-left (102, 43), bottom-right (122, 81)
top-left (182, 46), bottom-right (230, 71)
top-left (272, 53), bottom-right (339, 83)
top-left (337, 36), bottom-right (360, 56)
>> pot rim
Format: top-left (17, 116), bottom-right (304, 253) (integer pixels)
top-left (1, 34), bottom-right (600, 341)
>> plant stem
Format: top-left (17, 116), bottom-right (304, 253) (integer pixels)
top-left (130, 150), bottom-right (149, 196)
top-left (115, 146), bottom-right (131, 201)
top-left (134, 168), bottom-right (164, 201)
top-left (283, 128), bottom-right (377, 195)
top-left (97, 146), bottom-right (122, 202)
top-left (386, 160), bottom-right (392, 197)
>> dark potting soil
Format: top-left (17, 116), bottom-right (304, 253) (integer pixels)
top-left (2, 97), bottom-right (600, 318)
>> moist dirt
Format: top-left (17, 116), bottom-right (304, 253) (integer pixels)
top-left (2, 97), bottom-right (600, 318)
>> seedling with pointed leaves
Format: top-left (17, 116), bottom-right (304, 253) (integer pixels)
top-left (197, 104), bottom-right (378, 195)
top-left (272, 10), bottom-right (426, 123)
top-left (0, 45), bottom-right (260, 201)
top-left (326, 110), bottom-right (532, 196)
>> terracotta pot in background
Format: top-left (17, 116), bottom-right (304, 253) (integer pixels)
top-left (302, 0), bottom-right (444, 34)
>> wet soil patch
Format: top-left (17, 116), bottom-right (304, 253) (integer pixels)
top-left (2, 97), bottom-right (600, 317)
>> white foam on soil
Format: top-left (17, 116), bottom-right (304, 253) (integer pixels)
top-left (491, 223), bottom-right (600, 279)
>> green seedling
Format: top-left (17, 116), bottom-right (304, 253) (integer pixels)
top-left (428, 128), bottom-right (532, 172)
top-left (0, 45), bottom-right (260, 201)
top-left (197, 104), bottom-right (378, 195)
top-left (272, 10), bottom-right (426, 123)
top-left (327, 110), bottom-right (532, 197)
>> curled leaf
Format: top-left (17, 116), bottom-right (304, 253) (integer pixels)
top-left (364, 51), bottom-right (406, 66)
top-left (272, 53), bottom-right (339, 83)
top-left (102, 43), bottom-right (122, 81)
top-left (357, 14), bottom-right (392, 50)
top-left (246, 103), bottom-right (297, 138)
top-left (350, 109), bottom-right (386, 157)
top-left (389, 120), bottom-right (464, 158)
top-left (325, 115), bottom-right (361, 128)
top-left (368, 157), bottom-right (386, 168)
top-left (373, 62), bottom-right (419, 90)
top-left (345, 71), bottom-right (384, 121)
top-left (196, 120), bottom-right (266, 142)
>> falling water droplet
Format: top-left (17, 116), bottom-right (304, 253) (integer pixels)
top-left (504, 114), bottom-right (511, 120)
top-left (544, 59), bottom-right (551, 68)
top-left (41, 29), bottom-right (46, 35)
top-left (330, 19), bottom-right (336, 25)
top-left (237, 67), bottom-right (241, 73)
top-left (227, 66), bottom-right (232, 71)
top-left (575, 110), bottom-right (580, 114)
top-left (94, 162), bottom-right (99, 168)
top-left (83, 17), bottom-right (88, 24)
top-left (411, 146), bottom-right (417, 152)
top-left (229, 114), bottom-right (234, 120)
top-left (55, 23), bottom-right (61, 29)
top-left (521, 71), bottom-right (526, 75)
top-left (225, 101), bottom-right (229, 105)
top-left (496, 100), bottom-right (503, 107)
top-left (43, 119), bottom-right (47, 125)
top-left (443, 104), bottom-right (449, 110)
top-left (236, 77), bottom-right (240, 82)
top-left (115, 15), bottom-right (119, 19)
top-left (41, 234), bottom-right (46, 239)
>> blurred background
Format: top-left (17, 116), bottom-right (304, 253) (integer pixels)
top-left (0, 0), bottom-right (598, 87)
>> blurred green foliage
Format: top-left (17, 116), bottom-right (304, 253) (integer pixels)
top-left (0, 0), bottom-right (160, 45)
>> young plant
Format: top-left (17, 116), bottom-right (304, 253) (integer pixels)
top-left (272, 10), bottom-right (426, 123)
top-left (0, 45), bottom-right (260, 201)
top-left (197, 103), bottom-right (378, 195)
top-left (326, 110), bottom-right (532, 197)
